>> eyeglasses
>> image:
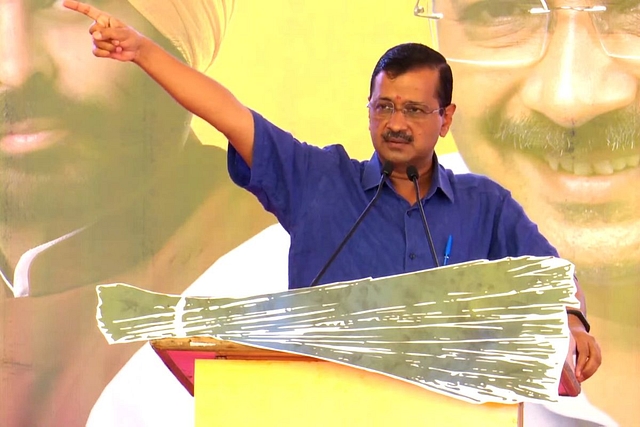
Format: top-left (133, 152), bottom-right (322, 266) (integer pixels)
top-left (368, 100), bottom-right (444, 122)
top-left (413, 1), bottom-right (640, 67)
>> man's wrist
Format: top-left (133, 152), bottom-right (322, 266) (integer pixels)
top-left (567, 308), bottom-right (591, 333)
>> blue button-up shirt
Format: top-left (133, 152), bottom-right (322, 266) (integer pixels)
top-left (229, 111), bottom-right (558, 289)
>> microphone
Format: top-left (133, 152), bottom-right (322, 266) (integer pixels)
top-left (406, 165), bottom-right (440, 268)
top-left (309, 161), bottom-right (395, 287)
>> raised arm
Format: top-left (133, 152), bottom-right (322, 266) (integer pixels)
top-left (62, 0), bottom-right (255, 166)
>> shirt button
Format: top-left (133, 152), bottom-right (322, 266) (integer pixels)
top-left (407, 211), bottom-right (412, 217)
top-left (409, 253), bottom-right (416, 260)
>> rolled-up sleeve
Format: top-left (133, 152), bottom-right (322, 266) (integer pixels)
top-left (227, 110), bottom-right (347, 231)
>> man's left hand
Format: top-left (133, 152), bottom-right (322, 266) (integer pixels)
top-left (569, 314), bottom-right (601, 382)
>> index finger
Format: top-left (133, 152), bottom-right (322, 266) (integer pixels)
top-left (62, 0), bottom-right (110, 26)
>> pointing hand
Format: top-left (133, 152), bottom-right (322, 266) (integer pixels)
top-left (63, 0), bottom-right (144, 62)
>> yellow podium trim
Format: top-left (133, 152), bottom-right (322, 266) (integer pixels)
top-left (195, 359), bottom-right (521, 427)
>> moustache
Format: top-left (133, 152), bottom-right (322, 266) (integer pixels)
top-left (382, 130), bottom-right (414, 143)
top-left (484, 107), bottom-right (640, 157)
top-left (0, 76), bottom-right (106, 133)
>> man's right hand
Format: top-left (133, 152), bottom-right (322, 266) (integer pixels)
top-left (63, 1), bottom-right (144, 63)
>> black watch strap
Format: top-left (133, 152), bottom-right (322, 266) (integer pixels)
top-left (567, 308), bottom-right (591, 333)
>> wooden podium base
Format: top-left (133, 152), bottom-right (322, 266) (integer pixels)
top-left (152, 338), bottom-right (523, 426)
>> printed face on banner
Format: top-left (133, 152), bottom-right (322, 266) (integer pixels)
top-left (0, 1), bottom-right (189, 227)
top-left (421, 0), bottom-right (640, 285)
top-left (0, 2), bottom-right (259, 426)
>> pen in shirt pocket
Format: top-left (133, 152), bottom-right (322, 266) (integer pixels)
top-left (443, 235), bottom-right (453, 266)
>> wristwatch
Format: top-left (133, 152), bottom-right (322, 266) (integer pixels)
top-left (567, 308), bottom-right (591, 333)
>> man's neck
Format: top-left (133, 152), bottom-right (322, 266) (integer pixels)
top-left (388, 162), bottom-right (433, 205)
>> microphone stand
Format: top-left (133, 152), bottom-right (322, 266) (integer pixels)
top-left (308, 161), bottom-right (394, 287)
top-left (406, 165), bottom-right (440, 268)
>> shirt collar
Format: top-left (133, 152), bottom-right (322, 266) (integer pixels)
top-left (430, 153), bottom-right (455, 203)
top-left (3, 228), bottom-right (84, 298)
top-left (362, 152), bottom-right (387, 191)
top-left (362, 152), bottom-right (455, 203)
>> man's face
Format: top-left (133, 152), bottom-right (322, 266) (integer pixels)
top-left (0, 1), bottom-right (190, 227)
top-left (431, 0), bottom-right (640, 284)
top-left (368, 67), bottom-right (455, 176)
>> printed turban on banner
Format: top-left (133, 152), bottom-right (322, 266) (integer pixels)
top-left (127, 0), bottom-right (234, 72)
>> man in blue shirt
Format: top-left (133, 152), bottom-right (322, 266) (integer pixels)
top-left (64, 0), bottom-right (601, 385)
top-left (229, 105), bottom-right (559, 291)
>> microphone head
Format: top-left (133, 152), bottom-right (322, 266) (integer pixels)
top-left (406, 165), bottom-right (419, 181)
top-left (382, 161), bottom-right (395, 177)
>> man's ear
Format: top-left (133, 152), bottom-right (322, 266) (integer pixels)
top-left (439, 103), bottom-right (456, 138)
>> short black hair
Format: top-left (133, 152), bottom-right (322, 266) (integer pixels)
top-left (369, 43), bottom-right (453, 108)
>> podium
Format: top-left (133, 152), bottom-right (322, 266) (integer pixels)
top-left (151, 337), bottom-right (524, 426)
top-left (97, 256), bottom-right (583, 426)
